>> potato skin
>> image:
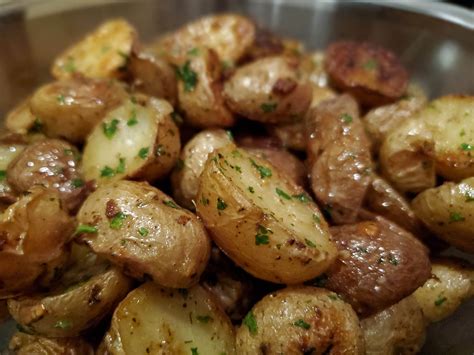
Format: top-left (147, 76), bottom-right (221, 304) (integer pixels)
top-left (414, 258), bottom-right (474, 322)
top-left (171, 129), bottom-right (233, 210)
top-left (30, 76), bottom-right (127, 143)
top-left (361, 295), bottom-right (426, 355)
top-left (9, 332), bottom-right (94, 355)
top-left (77, 180), bottom-right (211, 288)
top-left (325, 218), bottom-right (431, 316)
top-left (236, 286), bottom-right (365, 355)
top-left (412, 177), bottom-right (474, 253)
top-left (223, 56), bottom-right (312, 124)
top-left (306, 94), bottom-right (373, 224)
top-left (325, 41), bottom-right (408, 106)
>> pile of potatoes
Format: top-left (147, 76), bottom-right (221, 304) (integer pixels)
top-left (0, 14), bottom-right (473, 355)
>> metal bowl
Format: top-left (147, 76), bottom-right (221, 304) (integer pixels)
top-left (0, 0), bottom-right (473, 353)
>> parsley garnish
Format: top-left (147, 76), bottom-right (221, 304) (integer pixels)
top-left (226, 130), bottom-right (234, 141)
top-left (138, 227), bottom-right (149, 237)
top-left (100, 166), bottom-right (115, 177)
top-left (187, 47), bottom-right (200, 56)
top-left (248, 186), bottom-right (255, 193)
top-left (313, 214), bottom-right (321, 224)
top-left (29, 118), bottom-right (43, 133)
top-left (460, 143), bottom-right (473, 151)
top-left (54, 320), bottom-right (72, 329)
top-left (163, 200), bottom-right (179, 209)
top-left (102, 119), bottom-right (120, 139)
top-left (138, 147), bottom-right (149, 159)
top-left (250, 159), bottom-right (272, 179)
top-left (449, 212), bottom-right (465, 223)
top-left (276, 188), bottom-right (291, 200)
top-left (71, 178), bottom-right (84, 188)
top-left (340, 113), bottom-right (353, 123)
top-left (435, 295), bottom-right (447, 306)
top-left (217, 197), bottom-right (227, 210)
top-left (191, 348), bottom-right (199, 355)
top-left (293, 193), bottom-right (310, 203)
top-left (127, 108), bottom-right (138, 126)
top-left (293, 319), bottom-right (310, 329)
top-left (196, 315), bottom-right (213, 323)
top-left (63, 58), bottom-right (76, 73)
top-left (0, 170), bottom-right (6, 181)
top-left (255, 225), bottom-right (271, 245)
top-left (363, 58), bottom-right (378, 70)
top-left (75, 224), bottom-right (97, 234)
top-left (176, 61), bottom-right (198, 92)
top-left (260, 102), bottom-right (277, 113)
top-left (305, 238), bottom-right (317, 248)
top-left (388, 254), bottom-right (399, 266)
top-left (57, 94), bottom-right (66, 104)
top-left (110, 212), bottom-right (127, 229)
top-left (242, 311), bottom-right (258, 335)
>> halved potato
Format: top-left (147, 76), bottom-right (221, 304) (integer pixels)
top-left (82, 95), bottom-right (180, 184)
top-left (413, 257), bottom-right (474, 323)
top-left (223, 56), bottom-right (313, 124)
top-left (4, 98), bottom-right (36, 135)
top-left (29, 76), bottom-right (127, 143)
top-left (9, 332), bottom-right (94, 355)
top-left (361, 295), bottom-right (427, 355)
top-left (99, 282), bottom-right (236, 355)
top-left (171, 129), bottom-right (234, 210)
top-left (77, 180), bottom-right (211, 288)
top-left (196, 145), bottom-right (337, 284)
top-left (412, 177), bottom-right (474, 253)
top-left (236, 286), bottom-right (365, 355)
top-left (8, 245), bottom-right (132, 337)
top-left (52, 19), bottom-right (136, 79)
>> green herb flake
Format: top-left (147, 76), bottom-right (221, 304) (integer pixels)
top-left (293, 319), bottom-right (310, 330)
top-left (116, 157), bottom-right (126, 174)
top-left (196, 315), bottom-right (213, 323)
top-left (138, 227), bottom-right (149, 237)
top-left (29, 118), bottom-right (43, 133)
top-left (260, 102), bottom-right (278, 113)
top-left (75, 224), bottom-right (98, 235)
top-left (449, 212), bottom-right (465, 223)
top-left (363, 58), bottom-right (378, 70)
top-left (276, 188), bottom-right (291, 200)
top-left (187, 47), bottom-right (200, 56)
top-left (191, 347), bottom-right (199, 355)
top-left (63, 58), bottom-right (76, 73)
top-left (138, 147), bottom-right (149, 160)
top-left (388, 254), bottom-right (399, 266)
top-left (163, 200), bottom-right (179, 209)
top-left (250, 159), bottom-right (272, 179)
top-left (117, 50), bottom-right (129, 62)
top-left (0, 170), bottom-right (6, 181)
top-left (176, 61), bottom-right (198, 92)
top-left (127, 108), bottom-right (138, 126)
top-left (100, 166), bottom-right (115, 177)
top-left (57, 94), bottom-right (66, 104)
top-left (340, 113), bottom-right (353, 124)
top-left (54, 320), bottom-right (72, 329)
top-left (248, 186), bottom-right (255, 193)
top-left (460, 143), bottom-right (473, 151)
top-left (305, 238), bottom-right (317, 248)
top-left (217, 197), bottom-right (227, 211)
top-left (328, 294), bottom-right (339, 301)
top-left (71, 178), bottom-right (84, 188)
top-left (226, 130), bottom-right (234, 141)
top-left (242, 311), bottom-right (258, 335)
top-left (435, 295), bottom-right (447, 307)
top-left (102, 119), bottom-right (120, 139)
top-left (110, 212), bottom-right (127, 230)
top-left (312, 214), bottom-right (321, 224)
top-left (293, 193), bottom-right (310, 203)
top-left (255, 224), bottom-right (271, 245)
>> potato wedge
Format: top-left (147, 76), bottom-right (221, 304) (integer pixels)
top-left (325, 41), bottom-right (409, 106)
top-left (223, 56), bottom-right (312, 124)
top-left (5, 98), bottom-right (36, 135)
top-left (412, 177), bottom-right (474, 253)
top-left (8, 245), bottom-right (132, 337)
top-left (171, 129), bottom-right (234, 210)
top-left (9, 332), bottom-right (94, 355)
top-left (82, 95), bottom-right (180, 184)
top-left (414, 257), bottom-right (474, 323)
top-left (29, 76), bottom-right (127, 143)
top-left (52, 19), bottom-right (136, 79)
top-left (325, 218), bottom-right (431, 316)
top-left (196, 145), bottom-right (336, 284)
top-left (361, 295), bottom-right (426, 355)
top-left (176, 47), bottom-right (235, 128)
top-left (99, 282), bottom-right (236, 355)
top-left (77, 180), bottom-right (211, 288)
top-left (236, 286), bottom-right (365, 355)
top-left (306, 94), bottom-right (373, 224)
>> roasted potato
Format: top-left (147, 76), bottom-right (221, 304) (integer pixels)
top-left (244, 26), bottom-right (284, 61)
top-left (306, 94), bottom-right (373, 224)
top-left (325, 217), bottom-right (431, 316)
top-left (9, 332), bottom-right (94, 355)
top-left (412, 177), bottom-right (474, 253)
top-left (236, 286), bottom-right (365, 355)
top-left (99, 282), bottom-right (236, 354)
top-left (414, 257), bottom-right (474, 322)
top-left (77, 180), bottom-right (211, 288)
top-left (0, 134), bottom-right (26, 205)
top-left (300, 51), bottom-right (330, 88)
top-left (363, 83), bottom-right (427, 150)
top-left (361, 295), bottom-right (427, 355)
top-left (171, 129), bottom-right (234, 209)
top-left (82, 95), bottom-right (180, 184)
top-left (196, 145), bottom-right (337, 284)
top-left (267, 119), bottom-right (306, 151)
top-left (5, 98), bottom-right (36, 135)
top-left (52, 19), bottom-right (136, 79)
top-left (223, 56), bottom-right (313, 124)
top-left (8, 245), bottom-right (132, 337)
top-left (7, 139), bottom-right (87, 212)
top-left (325, 41), bottom-right (409, 106)
top-left (29, 76), bottom-right (127, 143)
top-left (176, 46), bottom-right (235, 128)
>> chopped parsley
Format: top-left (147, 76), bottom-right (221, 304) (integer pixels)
top-left (57, 94), bottom-right (66, 104)
top-left (127, 108), bottom-right (138, 126)
top-left (176, 61), bottom-right (198, 92)
top-left (71, 178), bottom-right (84, 188)
top-left (75, 224), bottom-right (97, 234)
top-left (187, 47), bottom-right (200, 56)
top-left (191, 348), bottom-right (199, 355)
top-left (29, 118), bottom-right (43, 133)
top-left (138, 147), bottom-right (149, 159)
top-left (102, 119), bottom-right (120, 139)
top-left (217, 197), bottom-right (227, 210)
top-left (100, 166), bottom-right (115, 177)
top-left (196, 315), bottom-right (213, 323)
top-left (138, 227), bottom-right (149, 237)
top-left (163, 200), bottom-right (179, 209)
top-left (293, 193), bottom-right (311, 203)
top-left (250, 159), bottom-right (272, 179)
top-left (63, 58), bottom-right (76, 73)
top-left (388, 254), bottom-right (399, 266)
top-left (54, 320), bottom-right (72, 329)
top-left (312, 214), bottom-right (321, 224)
top-left (116, 157), bottom-right (126, 174)
top-left (255, 224), bottom-right (271, 245)
top-left (293, 319), bottom-right (310, 329)
top-left (460, 143), bottom-right (473, 151)
top-left (0, 170), bottom-right (6, 181)
top-left (117, 50), bottom-right (129, 61)
top-left (449, 212), bottom-right (465, 223)
top-left (110, 212), bottom-right (127, 229)
top-left (242, 311), bottom-right (258, 335)
top-left (435, 295), bottom-right (447, 306)
top-left (305, 238), bottom-right (317, 248)
top-left (340, 113), bottom-right (353, 124)
top-left (248, 186), bottom-right (255, 193)
top-left (276, 188), bottom-right (291, 200)
top-left (260, 102), bottom-right (277, 113)
top-left (363, 58), bottom-right (378, 70)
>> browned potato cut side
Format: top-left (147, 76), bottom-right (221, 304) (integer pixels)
top-left (77, 180), bottom-right (211, 288)
top-left (197, 145), bottom-right (336, 284)
top-left (9, 332), bottom-right (94, 355)
top-left (236, 287), bottom-right (365, 355)
top-left (5, 99), bottom-right (36, 135)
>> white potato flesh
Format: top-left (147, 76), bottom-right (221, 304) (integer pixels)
top-left (100, 282), bottom-right (236, 355)
top-left (82, 96), bottom-right (180, 184)
top-left (52, 19), bottom-right (136, 79)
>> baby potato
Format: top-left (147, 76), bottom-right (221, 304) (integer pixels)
top-left (196, 145), bottom-right (336, 284)
top-left (325, 218), bottom-right (431, 316)
top-left (0, 134), bottom-right (27, 206)
top-left (100, 282), bottom-right (236, 355)
top-left (7, 139), bottom-right (87, 212)
top-left (364, 83), bottom-right (427, 150)
top-left (236, 286), bottom-right (365, 355)
top-left (414, 257), bottom-right (474, 323)
top-left (299, 51), bottom-right (330, 88)
top-left (5, 98), bottom-right (36, 135)
top-left (223, 56), bottom-right (313, 124)
top-left (77, 180), bottom-right (211, 288)
top-left (0, 187), bottom-right (73, 298)
top-left (176, 47), bottom-right (235, 128)
top-left (325, 40), bottom-right (409, 106)
top-left (52, 19), bottom-right (136, 80)
top-left (244, 26), bottom-right (284, 61)
top-left (267, 119), bottom-right (306, 151)
top-left (412, 177), bottom-right (474, 253)
top-left (29, 76), bottom-right (127, 143)
top-left (9, 332), bottom-right (94, 355)
top-left (82, 95), bottom-right (180, 184)
top-left (8, 245), bottom-right (132, 337)
top-left (306, 94), bottom-right (373, 224)
top-left (171, 129), bottom-right (234, 210)
top-left (361, 295), bottom-right (427, 355)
